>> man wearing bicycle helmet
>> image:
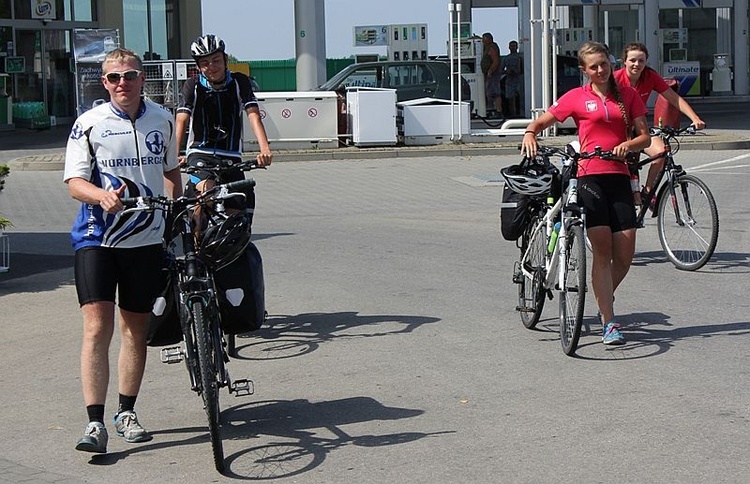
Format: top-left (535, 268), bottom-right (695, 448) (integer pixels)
top-left (176, 34), bottom-right (272, 216)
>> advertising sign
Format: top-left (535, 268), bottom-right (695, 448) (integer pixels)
top-left (30, 0), bottom-right (56, 20)
top-left (5, 57), bottom-right (25, 74)
top-left (354, 25), bottom-right (389, 47)
top-left (663, 61), bottom-right (701, 96)
top-left (73, 29), bottom-right (119, 63)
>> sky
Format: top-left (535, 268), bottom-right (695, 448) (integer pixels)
top-left (201, 0), bottom-right (519, 61)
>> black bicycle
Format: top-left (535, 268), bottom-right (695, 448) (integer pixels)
top-left (182, 155), bottom-right (268, 356)
top-left (631, 125), bottom-right (719, 270)
top-left (122, 178), bottom-right (257, 473)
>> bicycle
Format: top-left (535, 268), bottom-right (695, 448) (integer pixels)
top-left (122, 177), bottom-right (258, 474)
top-left (181, 155), bottom-right (268, 356)
top-left (631, 125), bottom-right (719, 270)
top-left (502, 144), bottom-right (587, 356)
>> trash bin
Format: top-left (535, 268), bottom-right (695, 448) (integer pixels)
top-left (653, 78), bottom-right (680, 128)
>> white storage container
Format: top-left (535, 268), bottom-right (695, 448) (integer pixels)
top-left (243, 91), bottom-right (339, 150)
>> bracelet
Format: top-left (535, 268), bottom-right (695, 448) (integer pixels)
top-left (524, 130), bottom-right (536, 135)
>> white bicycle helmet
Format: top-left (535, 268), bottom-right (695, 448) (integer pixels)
top-left (500, 162), bottom-right (554, 196)
top-left (191, 34), bottom-right (226, 59)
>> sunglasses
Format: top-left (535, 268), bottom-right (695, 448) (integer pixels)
top-left (104, 70), bottom-right (142, 83)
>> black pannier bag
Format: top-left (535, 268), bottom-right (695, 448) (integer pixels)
top-left (147, 260), bottom-right (183, 347)
top-left (500, 182), bottom-right (531, 241)
top-left (213, 241), bottom-right (265, 335)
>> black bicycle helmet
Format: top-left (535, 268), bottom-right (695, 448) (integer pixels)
top-left (191, 34), bottom-right (226, 60)
top-left (500, 161), bottom-right (555, 196)
top-left (199, 213), bottom-right (250, 269)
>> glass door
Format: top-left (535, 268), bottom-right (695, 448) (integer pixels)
top-left (14, 28), bottom-right (76, 124)
top-left (45, 29), bottom-right (75, 122)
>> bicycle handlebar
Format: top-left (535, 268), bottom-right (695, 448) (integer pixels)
top-left (120, 178), bottom-right (256, 213)
top-left (649, 124), bottom-right (698, 138)
top-left (181, 157), bottom-right (265, 175)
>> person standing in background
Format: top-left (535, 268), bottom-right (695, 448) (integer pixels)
top-left (481, 32), bottom-right (503, 119)
top-left (501, 40), bottom-right (523, 118)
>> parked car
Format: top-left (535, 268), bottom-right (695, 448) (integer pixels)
top-left (319, 60), bottom-right (470, 102)
top-left (318, 60), bottom-right (471, 137)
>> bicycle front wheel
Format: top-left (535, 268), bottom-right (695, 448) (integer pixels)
top-left (657, 174), bottom-right (719, 271)
top-left (192, 300), bottom-right (225, 473)
top-left (559, 224), bottom-right (586, 356)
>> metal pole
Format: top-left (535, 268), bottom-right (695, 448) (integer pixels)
top-left (529, 0), bottom-right (539, 121)
top-left (456, 2), bottom-right (462, 141)
top-left (541, 0), bottom-right (550, 135)
top-left (448, 2), bottom-right (455, 141)
top-left (550, 0), bottom-right (558, 136)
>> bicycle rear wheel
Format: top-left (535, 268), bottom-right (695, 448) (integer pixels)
top-left (559, 224), bottom-right (586, 356)
top-left (192, 300), bottom-right (225, 473)
top-left (657, 174), bottom-right (719, 271)
top-left (517, 216), bottom-right (547, 329)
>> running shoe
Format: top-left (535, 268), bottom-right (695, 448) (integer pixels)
top-left (602, 322), bottom-right (626, 345)
top-left (114, 410), bottom-right (153, 443)
top-left (75, 421), bottom-right (108, 453)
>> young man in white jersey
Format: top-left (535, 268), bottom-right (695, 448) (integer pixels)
top-left (64, 48), bottom-right (183, 454)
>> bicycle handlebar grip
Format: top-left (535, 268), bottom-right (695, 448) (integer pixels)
top-left (223, 179), bottom-right (256, 192)
top-left (120, 197), bottom-right (140, 207)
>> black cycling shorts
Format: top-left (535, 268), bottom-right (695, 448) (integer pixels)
top-left (74, 244), bottom-right (163, 313)
top-left (578, 174), bottom-right (636, 232)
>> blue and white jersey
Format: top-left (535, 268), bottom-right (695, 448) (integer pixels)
top-left (64, 99), bottom-right (179, 250)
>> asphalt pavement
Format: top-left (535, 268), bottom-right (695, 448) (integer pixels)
top-left (1, 102), bottom-right (750, 483)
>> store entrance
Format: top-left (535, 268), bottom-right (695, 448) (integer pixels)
top-left (14, 29), bottom-right (76, 126)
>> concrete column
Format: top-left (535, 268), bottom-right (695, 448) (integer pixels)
top-left (178, 0), bottom-right (203, 58)
top-left (734, 0), bottom-right (749, 95)
top-left (582, 5), bottom-right (598, 36)
top-left (294, 0), bottom-right (327, 91)
top-left (643, 1), bottom-right (659, 69)
top-left (96, 0), bottom-right (123, 42)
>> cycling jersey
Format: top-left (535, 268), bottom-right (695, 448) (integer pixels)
top-left (548, 83), bottom-right (647, 176)
top-left (177, 70), bottom-right (258, 159)
top-left (64, 99), bottom-right (179, 250)
top-left (613, 67), bottom-right (670, 105)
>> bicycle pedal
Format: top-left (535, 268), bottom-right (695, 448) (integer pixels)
top-left (160, 346), bottom-right (184, 364)
top-left (231, 378), bottom-right (254, 397)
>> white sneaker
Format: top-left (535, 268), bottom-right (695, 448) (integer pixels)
top-left (75, 421), bottom-right (108, 453)
top-left (114, 410), bottom-right (153, 443)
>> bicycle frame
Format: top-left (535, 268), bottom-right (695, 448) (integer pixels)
top-left (519, 197), bottom-right (564, 291)
top-left (632, 126), bottom-right (694, 226)
top-left (518, 154), bottom-right (581, 292)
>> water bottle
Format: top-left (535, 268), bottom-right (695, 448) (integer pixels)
top-left (548, 221), bottom-right (561, 253)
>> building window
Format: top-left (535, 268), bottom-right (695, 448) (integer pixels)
top-left (73, 0), bottom-right (94, 21)
top-left (123, 0), bottom-right (179, 60)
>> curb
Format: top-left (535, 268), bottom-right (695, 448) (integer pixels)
top-left (8, 137), bottom-right (750, 171)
